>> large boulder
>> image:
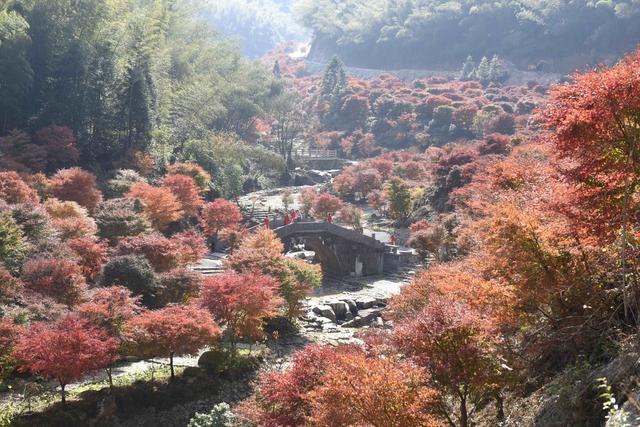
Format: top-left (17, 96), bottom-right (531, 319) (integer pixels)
top-left (312, 304), bottom-right (336, 322)
top-left (341, 298), bottom-right (358, 315)
top-left (198, 348), bottom-right (231, 374)
top-left (328, 301), bottom-right (350, 320)
top-left (355, 296), bottom-right (377, 310)
top-left (342, 309), bottom-right (382, 328)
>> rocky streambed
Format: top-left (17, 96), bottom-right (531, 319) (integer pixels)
top-left (296, 270), bottom-right (414, 346)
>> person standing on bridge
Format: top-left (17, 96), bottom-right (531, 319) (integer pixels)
top-left (327, 213), bottom-right (333, 224)
top-left (290, 210), bottom-right (297, 222)
top-left (263, 216), bottom-right (270, 229)
top-left (284, 212), bottom-right (291, 226)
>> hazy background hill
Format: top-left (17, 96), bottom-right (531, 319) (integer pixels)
top-left (203, 0), bottom-right (308, 58)
top-left (296, 0), bottom-right (640, 73)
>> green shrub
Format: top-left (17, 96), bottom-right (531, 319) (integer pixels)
top-left (100, 255), bottom-right (158, 306)
top-left (198, 348), bottom-right (232, 374)
top-left (95, 198), bottom-right (150, 245)
top-left (187, 402), bottom-right (236, 427)
top-left (157, 268), bottom-right (202, 306)
top-left (0, 211), bottom-right (28, 273)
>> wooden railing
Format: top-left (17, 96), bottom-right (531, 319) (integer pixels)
top-left (295, 149), bottom-right (338, 160)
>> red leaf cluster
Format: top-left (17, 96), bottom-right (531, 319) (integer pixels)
top-left (47, 167), bottom-right (102, 213)
top-left (22, 258), bottom-right (87, 306)
top-left (0, 171), bottom-right (39, 205)
top-left (199, 272), bottom-right (282, 343)
top-left (12, 316), bottom-right (117, 399)
top-left (199, 199), bottom-right (242, 237)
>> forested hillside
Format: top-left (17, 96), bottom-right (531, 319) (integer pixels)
top-left (0, 0), bottom-right (292, 175)
top-left (298, 0), bottom-right (640, 71)
top-left (1, 0), bottom-right (640, 426)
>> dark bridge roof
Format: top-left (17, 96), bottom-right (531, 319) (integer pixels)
top-left (274, 222), bottom-right (385, 250)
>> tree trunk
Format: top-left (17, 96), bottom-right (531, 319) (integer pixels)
top-left (60, 382), bottom-right (66, 405)
top-left (170, 352), bottom-right (174, 380)
top-left (495, 393), bottom-right (505, 422)
top-left (459, 393), bottom-right (468, 427)
top-left (106, 367), bottom-right (113, 390)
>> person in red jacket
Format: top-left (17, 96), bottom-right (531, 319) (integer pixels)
top-left (284, 213), bottom-right (291, 226)
top-left (327, 213), bottom-right (333, 224)
top-left (263, 216), bottom-right (270, 229)
top-left (290, 210), bottom-right (297, 222)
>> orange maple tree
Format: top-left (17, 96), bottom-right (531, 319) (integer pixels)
top-left (47, 167), bottom-right (102, 212)
top-left (127, 182), bottom-right (183, 230)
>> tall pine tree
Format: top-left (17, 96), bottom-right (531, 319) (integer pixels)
top-left (319, 55), bottom-right (348, 129)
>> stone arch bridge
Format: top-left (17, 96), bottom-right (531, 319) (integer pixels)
top-left (274, 222), bottom-right (393, 277)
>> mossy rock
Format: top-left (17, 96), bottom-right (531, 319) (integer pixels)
top-left (198, 348), bottom-right (232, 374)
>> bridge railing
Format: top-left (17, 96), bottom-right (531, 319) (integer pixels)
top-left (294, 149), bottom-right (338, 160)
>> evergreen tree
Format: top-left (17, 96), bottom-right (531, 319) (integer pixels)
top-left (321, 55), bottom-right (347, 98)
top-left (489, 54), bottom-right (507, 84)
top-left (0, 8), bottom-right (33, 133)
top-left (320, 55), bottom-right (348, 129)
top-left (273, 60), bottom-right (282, 79)
top-left (476, 56), bottom-right (491, 85)
top-left (459, 55), bottom-right (475, 81)
top-left (386, 178), bottom-right (412, 221)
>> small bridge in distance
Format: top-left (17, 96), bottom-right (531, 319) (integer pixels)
top-left (294, 149), bottom-right (338, 161)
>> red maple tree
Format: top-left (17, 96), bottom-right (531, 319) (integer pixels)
top-left (66, 237), bottom-right (109, 281)
top-left (12, 316), bottom-right (118, 403)
top-left (162, 174), bottom-right (204, 217)
top-left (0, 171), bottom-right (40, 205)
top-left (47, 167), bottom-right (103, 212)
top-left (199, 272), bottom-right (282, 347)
top-left (124, 305), bottom-right (220, 379)
top-left (308, 353), bottom-right (441, 427)
top-left (311, 193), bottom-right (343, 219)
top-left (33, 125), bottom-right (80, 171)
top-left (199, 199), bottom-right (242, 237)
top-left (22, 258), bottom-right (87, 306)
top-left (127, 183), bottom-right (183, 230)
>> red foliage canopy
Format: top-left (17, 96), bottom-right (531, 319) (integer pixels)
top-left (78, 286), bottom-right (142, 336)
top-left (167, 162), bottom-right (211, 193)
top-left (199, 199), bottom-right (242, 237)
top-left (12, 316), bottom-right (117, 402)
top-left (66, 237), bottom-right (109, 281)
top-left (124, 305), bottom-right (220, 377)
top-left (243, 345), bottom-right (356, 427)
top-left (540, 47), bottom-right (640, 243)
top-left (311, 193), bottom-right (343, 219)
top-left (22, 258), bottom-right (87, 306)
top-left (127, 183), bottom-right (183, 230)
top-left (308, 352), bottom-right (441, 427)
top-left (162, 174), bottom-right (204, 217)
top-left (116, 233), bottom-right (181, 273)
top-left (33, 125), bottom-right (80, 170)
top-left (0, 265), bottom-right (23, 302)
top-left (0, 171), bottom-right (39, 205)
top-left (47, 167), bottom-right (103, 213)
top-left (199, 272), bottom-right (282, 343)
